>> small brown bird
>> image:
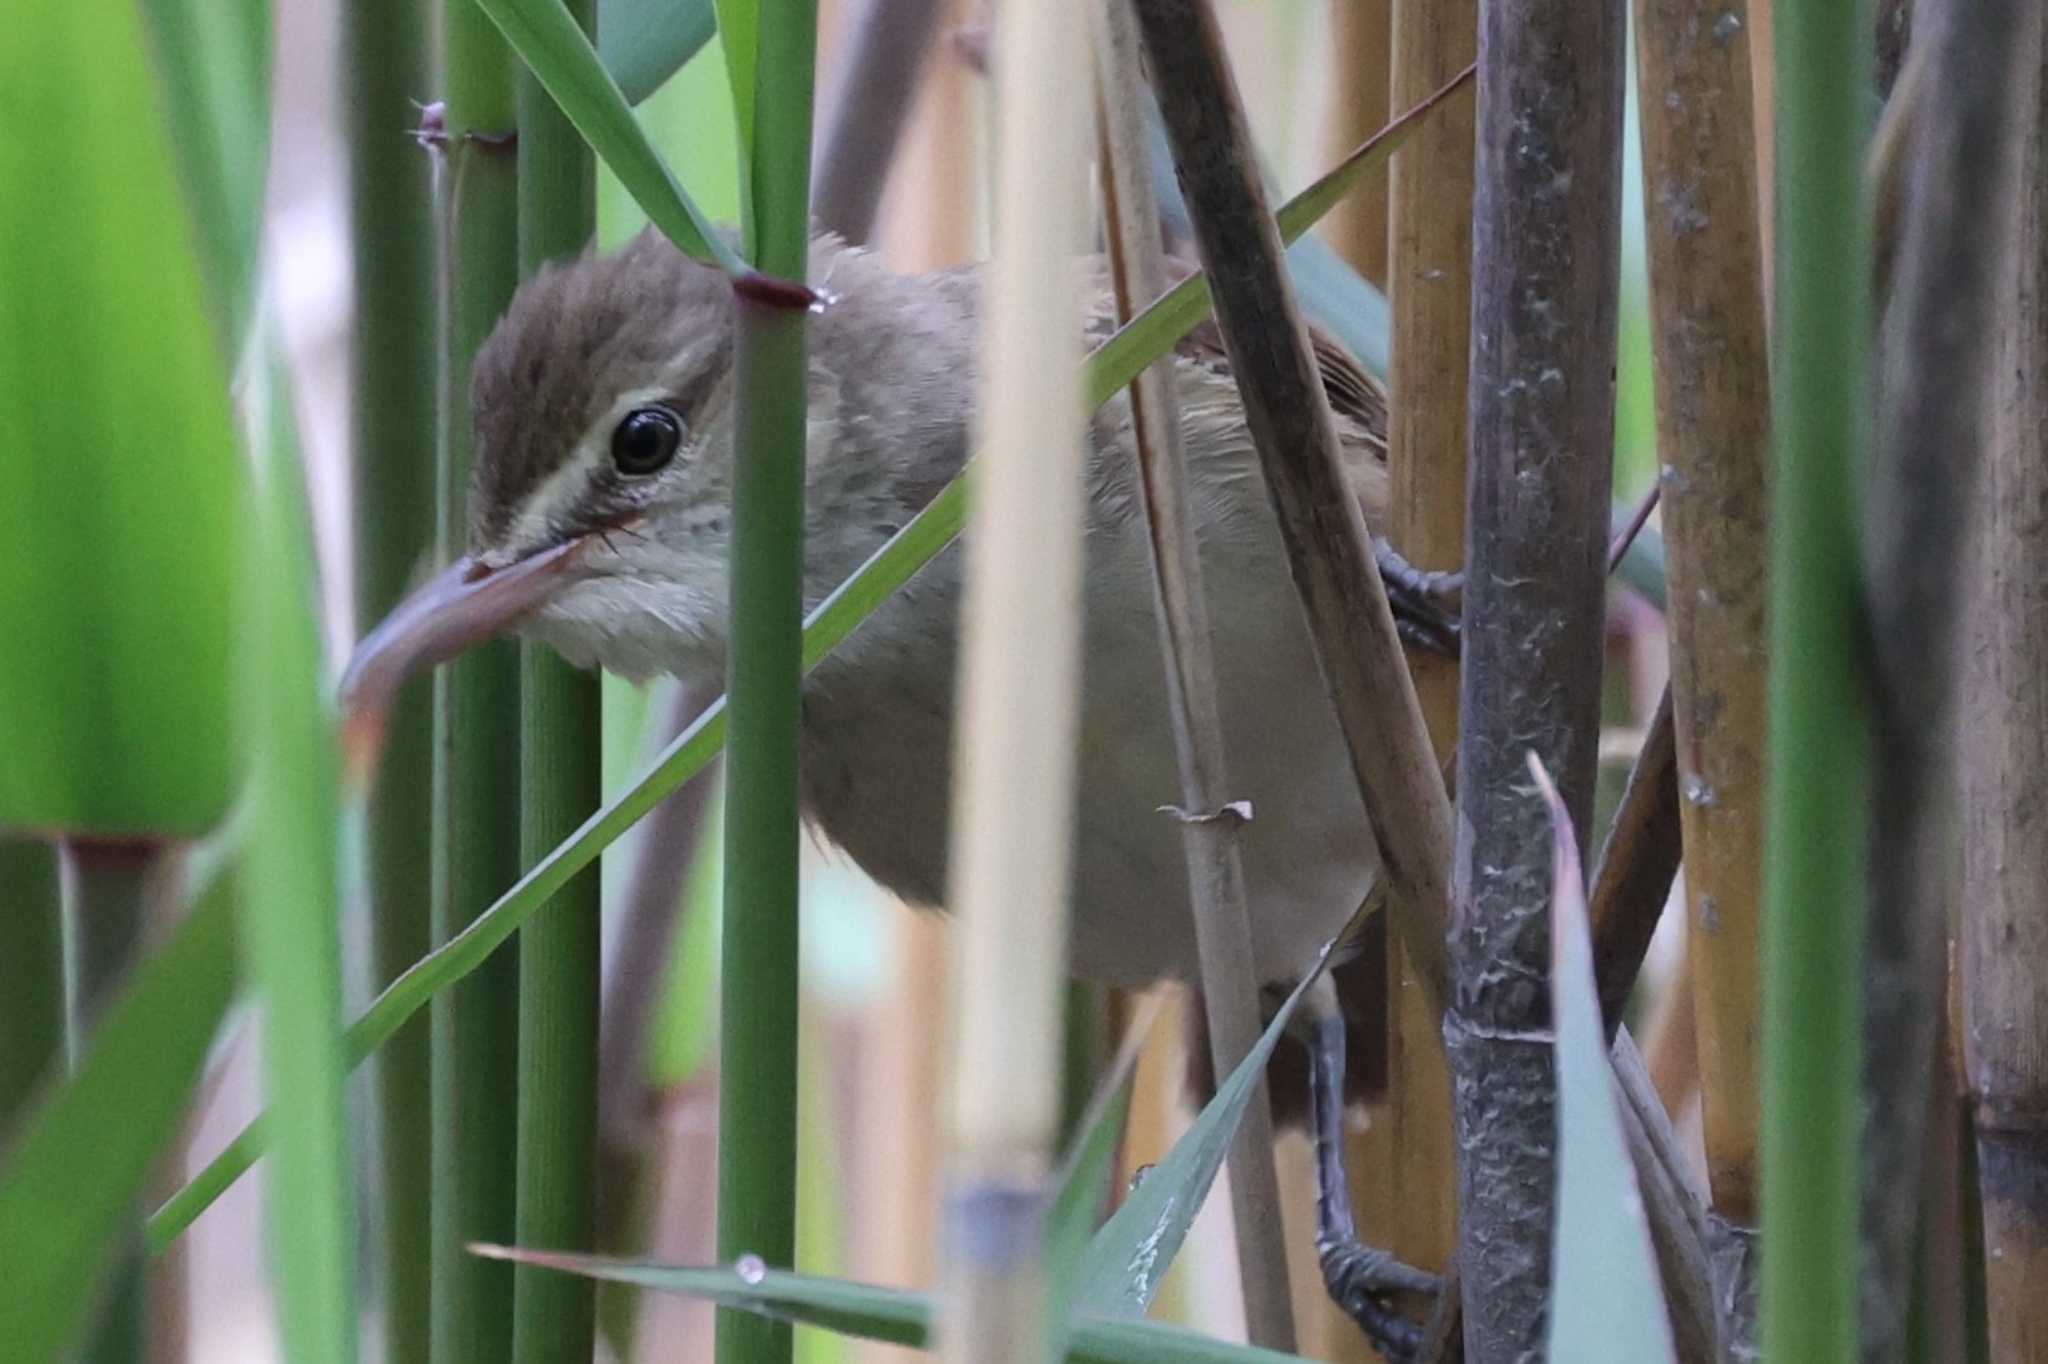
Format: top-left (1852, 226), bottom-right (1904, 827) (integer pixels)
top-left (345, 227), bottom-right (1448, 1353)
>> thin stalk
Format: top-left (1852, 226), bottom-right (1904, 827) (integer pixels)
top-left (346, 1), bottom-right (438, 1357)
top-left (1590, 689), bottom-right (1684, 1040)
top-left (1451, 0), bottom-right (1626, 1343)
top-left (1307, 5), bottom-right (1404, 1349)
top-left (1132, 0), bottom-right (1453, 1035)
top-left (810, 0), bottom-right (945, 244)
top-left (1090, 0), bottom-right (1293, 1347)
top-left (716, 302), bottom-right (808, 1364)
top-left (1316, 0), bottom-right (1389, 286)
top-left (511, 1), bottom-right (601, 1359)
top-left (61, 838), bottom-right (161, 1364)
top-left (1960, 12), bottom-right (2048, 1363)
top-left (0, 838), bottom-right (62, 1139)
top-left (715, 7), bottom-right (818, 1364)
top-left (1858, 0), bottom-right (2031, 1354)
top-left (432, 7), bottom-right (524, 1362)
top-left (935, 0), bottom-right (1089, 1359)
top-left (1759, 0), bottom-right (1871, 1350)
top-left (1383, 0), bottom-right (1474, 1294)
top-left (1629, 0), bottom-right (1772, 1348)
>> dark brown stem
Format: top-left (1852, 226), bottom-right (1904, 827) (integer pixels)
top-left (1862, 0), bottom-right (2035, 1356)
top-left (1591, 687), bottom-right (1683, 1042)
top-left (1447, 0), bottom-right (1627, 1342)
top-left (1132, 0), bottom-right (1452, 1017)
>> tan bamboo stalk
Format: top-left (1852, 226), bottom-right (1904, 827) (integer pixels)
top-left (935, 0), bottom-right (1091, 1357)
top-left (1383, 0), bottom-right (1475, 1293)
top-left (1090, 0), bottom-right (1294, 1346)
top-left (1318, 0), bottom-right (1390, 286)
top-left (1745, 0), bottom-right (1773, 313)
top-left (1962, 25), bottom-right (2048, 1359)
top-left (1629, 0), bottom-right (1772, 1348)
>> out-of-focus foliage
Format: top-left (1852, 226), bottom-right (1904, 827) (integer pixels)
top-left (0, 0), bottom-right (243, 838)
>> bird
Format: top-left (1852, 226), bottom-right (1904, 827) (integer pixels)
top-left (343, 226), bottom-right (1453, 1355)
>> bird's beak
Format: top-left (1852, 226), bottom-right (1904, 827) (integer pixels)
top-left (339, 535), bottom-right (588, 787)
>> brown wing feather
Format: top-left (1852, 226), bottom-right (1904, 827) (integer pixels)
top-left (1174, 317), bottom-right (1390, 522)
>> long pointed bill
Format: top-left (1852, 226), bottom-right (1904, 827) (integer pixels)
top-left (339, 536), bottom-right (589, 786)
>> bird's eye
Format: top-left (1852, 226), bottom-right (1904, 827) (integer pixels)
top-left (611, 406), bottom-right (684, 476)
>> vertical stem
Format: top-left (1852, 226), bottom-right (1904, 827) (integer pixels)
top-left (345, 1), bottom-right (438, 1357)
top-left (717, 299), bottom-right (808, 1364)
top-left (1858, 0), bottom-right (2030, 1353)
top-left (1385, 0), bottom-right (1474, 1289)
top-left (433, 7), bottom-right (523, 1363)
top-left (1629, 0), bottom-right (1772, 1348)
top-left (716, 11), bottom-right (817, 1364)
top-left (0, 838), bottom-right (62, 1138)
top-left (1316, 0), bottom-right (1389, 286)
top-left (511, 2), bottom-right (600, 1360)
top-left (1760, 0), bottom-right (1870, 1353)
top-left (1451, 0), bottom-right (1625, 1348)
top-left (810, 0), bottom-right (946, 244)
top-left (1961, 14), bottom-right (2048, 1364)
top-left (61, 838), bottom-right (161, 1364)
top-left (937, 1), bottom-right (1089, 1359)
top-left (1090, 0), bottom-right (1294, 1343)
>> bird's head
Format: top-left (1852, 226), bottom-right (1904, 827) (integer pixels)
top-left (341, 229), bottom-right (743, 769)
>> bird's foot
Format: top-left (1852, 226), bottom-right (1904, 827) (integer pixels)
top-left (1318, 1232), bottom-right (1440, 1363)
top-left (1374, 540), bottom-right (1462, 658)
top-left (1306, 999), bottom-right (1438, 1362)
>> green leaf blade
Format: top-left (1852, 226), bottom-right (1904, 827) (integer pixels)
top-left (478, 0), bottom-right (744, 275)
top-left (1072, 946), bottom-right (1331, 1318)
top-left (0, 0), bottom-right (243, 839)
top-left (598, 0), bottom-right (715, 104)
top-left (711, 0), bottom-right (759, 249)
top-left (1533, 753), bottom-right (1676, 1364)
top-left (469, 1251), bottom-right (1319, 1363)
top-left (239, 343), bottom-right (359, 1364)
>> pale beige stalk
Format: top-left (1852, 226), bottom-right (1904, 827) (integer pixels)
top-left (1090, 0), bottom-right (1294, 1346)
top-left (936, 0), bottom-right (1092, 1358)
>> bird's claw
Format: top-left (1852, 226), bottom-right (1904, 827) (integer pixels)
top-left (1375, 539), bottom-right (1463, 659)
top-left (1318, 1234), bottom-right (1439, 1362)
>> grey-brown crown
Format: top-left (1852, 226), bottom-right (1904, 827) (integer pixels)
top-left (468, 228), bottom-right (733, 546)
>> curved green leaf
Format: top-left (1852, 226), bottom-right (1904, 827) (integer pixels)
top-left (0, 0), bottom-right (242, 839)
top-left (479, 0), bottom-right (744, 275)
top-left (599, 0), bottom-right (714, 105)
top-left (712, 0), bottom-right (759, 249)
top-left (468, 1250), bottom-right (1315, 1363)
top-left (1071, 946), bottom-right (1330, 1317)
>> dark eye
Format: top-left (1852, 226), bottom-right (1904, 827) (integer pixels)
top-left (611, 406), bottom-right (683, 475)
